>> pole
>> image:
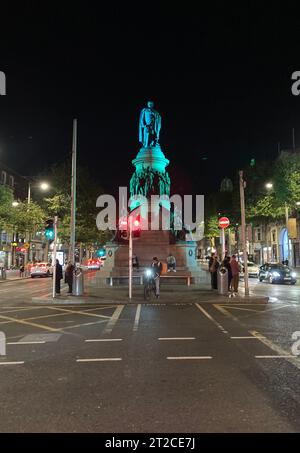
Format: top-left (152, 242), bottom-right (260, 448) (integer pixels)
top-left (292, 128), bottom-right (296, 150)
top-left (239, 171), bottom-right (249, 296)
top-left (285, 202), bottom-right (291, 264)
top-left (69, 118), bottom-right (77, 265)
top-left (129, 215), bottom-right (133, 299)
top-left (52, 215), bottom-right (58, 298)
top-left (27, 182), bottom-right (31, 205)
top-left (221, 228), bottom-right (225, 259)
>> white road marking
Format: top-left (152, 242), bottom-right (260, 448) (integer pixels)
top-left (103, 305), bottom-right (125, 334)
top-left (76, 358), bottom-right (122, 362)
top-left (230, 336), bottom-right (265, 339)
top-left (7, 341), bottom-right (46, 345)
top-left (85, 338), bottom-right (123, 342)
top-left (0, 361), bottom-right (24, 365)
top-left (255, 355), bottom-right (297, 359)
top-left (133, 304), bottom-right (141, 332)
top-left (195, 303), bottom-right (228, 333)
top-left (167, 356), bottom-right (212, 360)
top-left (158, 337), bottom-right (196, 341)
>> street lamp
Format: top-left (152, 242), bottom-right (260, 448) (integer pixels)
top-left (265, 182), bottom-right (273, 190)
top-left (27, 180), bottom-right (50, 204)
top-left (296, 201), bottom-right (300, 206)
top-left (12, 201), bottom-right (19, 207)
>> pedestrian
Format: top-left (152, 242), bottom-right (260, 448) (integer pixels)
top-left (208, 252), bottom-right (216, 289)
top-left (55, 259), bottom-right (63, 295)
top-left (222, 255), bottom-right (232, 291)
top-left (151, 257), bottom-right (163, 298)
top-left (132, 254), bottom-right (139, 271)
top-left (19, 264), bottom-right (25, 278)
top-left (65, 261), bottom-right (75, 294)
top-left (210, 255), bottom-right (220, 290)
top-left (230, 255), bottom-right (241, 295)
top-left (166, 253), bottom-right (176, 272)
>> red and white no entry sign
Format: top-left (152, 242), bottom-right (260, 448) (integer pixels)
top-left (218, 217), bottom-right (230, 229)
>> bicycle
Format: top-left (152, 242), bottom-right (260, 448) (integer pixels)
top-left (143, 268), bottom-right (157, 301)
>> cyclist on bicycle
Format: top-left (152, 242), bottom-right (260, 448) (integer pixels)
top-left (151, 257), bottom-right (163, 298)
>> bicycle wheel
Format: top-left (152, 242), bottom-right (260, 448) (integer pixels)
top-left (144, 283), bottom-right (151, 301)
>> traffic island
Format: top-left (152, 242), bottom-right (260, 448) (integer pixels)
top-left (31, 285), bottom-right (268, 305)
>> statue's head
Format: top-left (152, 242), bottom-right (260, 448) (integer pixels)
top-left (147, 101), bottom-right (154, 108)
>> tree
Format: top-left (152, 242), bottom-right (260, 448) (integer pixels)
top-left (274, 152), bottom-right (300, 208)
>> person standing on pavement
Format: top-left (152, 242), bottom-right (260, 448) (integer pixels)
top-left (19, 264), bottom-right (25, 278)
top-left (208, 252), bottom-right (216, 289)
top-left (222, 255), bottom-right (233, 291)
top-left (230, 255), bottom-right (241, 295)
top-left (65, 261), bottom-right (75, 294)
top-left (151, 257), bottom-right (163, 298)
top-left (210, 255), bottom-right (220, 290)
top-left (55, 259), bottom-right (63, 295)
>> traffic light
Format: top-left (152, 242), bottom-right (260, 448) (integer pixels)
top-left (96, 248), bottom-right (106, 257)
top-left (250, 158), bottom-right (255, 167)
top-left (132, 217), bottom-right (141, 238)
top-left (44, 219), bottom-right (54, 241)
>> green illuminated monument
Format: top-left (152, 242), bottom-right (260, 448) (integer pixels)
top-left (130, 101), bottom-right (171, 198)
top-left (90, 101), bottom-right (201, 288)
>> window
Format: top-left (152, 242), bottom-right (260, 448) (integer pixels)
top-left (272, 231), bottom-right (276, 242)
top-left (257, 228), bottom-right (261, 241)
top-left (9, 175), bottom-right (14, 187)
top-left (1, 171), bottom-right (7, 184)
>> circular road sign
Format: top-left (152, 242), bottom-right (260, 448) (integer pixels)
top-left (218, 217), bottom-right (230, 229)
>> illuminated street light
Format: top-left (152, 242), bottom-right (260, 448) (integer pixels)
top-left (40, 182), bottom-right (50, 191)
top-left (12, 201), bottom-right (19, 207)
top-left (265, 182), bottom-right (273, 189)
top-left (296, 201), bottom-right (300, 206)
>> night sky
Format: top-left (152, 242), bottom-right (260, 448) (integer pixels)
top-left (1, 3), bottom-right (300, 196)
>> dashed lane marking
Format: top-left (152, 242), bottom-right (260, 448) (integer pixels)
top-left (255, 355), bottom-right (297, 359)
top-left (133, 304), bottom-right (141, 332)
top-left (167, 356), bottom-right (212, 360)
top-left (7, 341), bottom-right (46, 345)
top-left (195, 303), bottom-right (228, 334)
top-left (85, 338), bottom-right (123, 342)
top-left (0, 361), bottom-right (24, 365)
top-left (159, 337), bottom-right (196, 341)
top-left (230, 336), bottom-right (265, 340)
top-left (76, 358), bottom-right (122, 362)
top-left (103, 305), bottom-right (125, 335)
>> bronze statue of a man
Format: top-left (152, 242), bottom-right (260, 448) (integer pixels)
top-left (139, 101), bottom-right (161, 147)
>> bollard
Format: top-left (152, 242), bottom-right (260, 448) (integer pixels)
top-left (217, 267), bottom-right (228, 295)
top-left (72, 268), bottom-right (84, 296)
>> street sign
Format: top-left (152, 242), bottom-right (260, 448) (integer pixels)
top-left (24, 243), bottom-right (30, 249)
top-left (218, 217), bottom-right (230, 229)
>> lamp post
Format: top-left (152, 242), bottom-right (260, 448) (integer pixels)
top-left (26, 180), bottom-right (50, 263)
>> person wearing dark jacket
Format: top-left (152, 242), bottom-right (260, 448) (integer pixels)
top-left (222, 256), bottom-right (233, 291)
top-left (55, 259), bottom-right (63, 295)
top-left (65, 262), bottom-right (75, 294)
top-left (210, 255), bottom-right (220, 290)
top-left (151, 257), bottom-right (163, 298)
top-left (208, 252), bottom-right (216, 289)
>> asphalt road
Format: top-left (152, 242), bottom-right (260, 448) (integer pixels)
top-left (0, 276), bottom-right (300, 432)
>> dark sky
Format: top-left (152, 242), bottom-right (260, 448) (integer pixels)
top-left (1, 2), bottom-right (300, 195)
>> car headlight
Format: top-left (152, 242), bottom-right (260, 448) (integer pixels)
top-left (272, 271), bottom-right (280, 277)
top-left (291, 272), bottom-right (297, 278)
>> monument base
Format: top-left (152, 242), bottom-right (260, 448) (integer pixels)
top-left (88, 229), bottom-right (202, 287)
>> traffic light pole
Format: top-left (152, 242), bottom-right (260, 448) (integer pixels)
top-left (129, 215), bottom-right (133, 300)
top-left (239, 171), bottom-right (249, 296)
top-left (52, 216), bottom-right (58, 298)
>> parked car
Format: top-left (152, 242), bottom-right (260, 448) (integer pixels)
top-left (30, 262), bottom-right (53, 278)
top-left (83, 259), bottom-right (103, 270)
top-left (258, 263), bottom-right (297, 285)
top-left (240, 261), bottom-right (260, 278)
